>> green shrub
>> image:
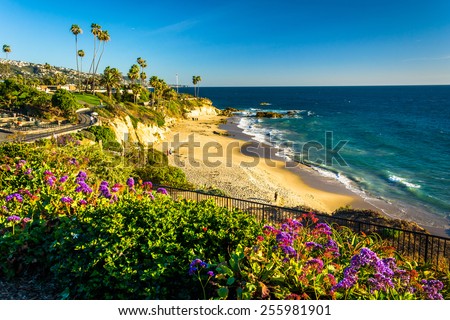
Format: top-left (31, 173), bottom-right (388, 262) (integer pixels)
top-left (86, 126), bottom-right (117, 143)
top-left (133, 165), bottom-right (191, 189)
top-left (51, 89), bottom-right (80, 122)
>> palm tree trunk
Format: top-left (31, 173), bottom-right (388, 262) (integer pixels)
top-left (75, 35), bottom-right (80, 92)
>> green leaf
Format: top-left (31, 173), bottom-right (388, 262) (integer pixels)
top-left (218, 265), bottom-right (234, 277)
top-left (217, 287), bottom-right (229, 299)
top-left (227, 277), bottom-right (235, 286)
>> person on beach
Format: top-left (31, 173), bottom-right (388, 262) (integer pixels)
top-left (274, 191), bottom-right (278, 203)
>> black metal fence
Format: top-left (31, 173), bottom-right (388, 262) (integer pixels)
top-left (162, 186), bottom-right (449, 268)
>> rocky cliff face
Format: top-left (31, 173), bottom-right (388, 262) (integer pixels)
top-left (107, 116), bottom-right (172, 145)
top-left (106, 105), bottom-right (220, 145)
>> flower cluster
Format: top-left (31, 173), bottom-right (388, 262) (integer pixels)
top-left (263, 218), bottom-right (304, 261)
top-left (61, 196), bottom-right (74, 204)
top-left (189, 259), bottom-right (207, 276)
top-left (5, 193), bottom-right (23, 203)
top-left (156, 188), bottom-right (168, 195)
top-left (332, 248), bottom-right (408, 295)
top-left (44, 170), bottom-right (57, 187)
top-left (127, 178), bottom-right (135, 192)
top-left (421, 279), bottom-right (444, 300)
top-left (7, 215), bottom-right (21, 222)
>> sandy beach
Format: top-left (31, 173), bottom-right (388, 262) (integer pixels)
top-left (156, 114), bottom-right (376, 214)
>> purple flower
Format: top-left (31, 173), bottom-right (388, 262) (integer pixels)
top-left (305, 241), bottom-right (323, 250)
top-left (59, 175), bottom-right (68, 183)
top-left (305, 258), bottom-right (324, 272)
top-left (78, 199), bottom-right (87, 206)
top-left (7, 215), bottom-right (21, 222)
top-left (61, 196), bottom-right (74, 204)
top-left (5, 193), bottom-right (23, 203)
top-left (421, 280), bottom-right (444, 300)
top-left (156, 187), bottom-right (168, 195)
top-left (263, 225), bottom-right (276, 234)
top-left (281, 245), bottom-right (297, 257)
top-left (76, 171), bottom-right (87, 182)
top-left (325, 238), bottom-right (340, 256)
top-left (75, 181), bottom-right (93, 194)
top-left (23, 217), bottom-right (32, 223)
top-left (276, 232), bottom-right (293, 246)
top-left (24, 168), bottom-right (32, 175)
top-left (314, 223), bottom-right (332, 235)
top-left (143, 181), bottom-right (153, 189)
top-left (46, 176), bottom-right (57, 187)
top-left (1, 205), bottom-right (8, 212)
top-left (189, 259), bottom-right (207, 275)
top-left (69, 158), bottom-right (78, 165)
top-left (288, 219), bottom-right (303, 229)
top-left (99, 182), bottom-right (112, 199)
top-left (44, 170), bottom-right (53, 176)
top-left (207, 271), bottom-right (215, 277)
top-left (126, 177), bottom-right (135, 188)
top-left (332, 248), bottom-right (400, 293)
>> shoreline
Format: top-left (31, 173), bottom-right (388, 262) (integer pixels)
top-left (157, 114), bottom-right (449, 238)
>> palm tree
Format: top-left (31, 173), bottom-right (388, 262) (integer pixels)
top-left (140, 72), bottom-right (147, 86)
top-left (128, 64), bottom-right (140, 103)
top-left (192, 75), bottom-right (201, 97)
top-left (137, 57), bottom-right (147, 86)
top-left (94, 30), bottom-right (110, 76)
top-left (101, 66), bottom-right (122, 98)
top-left (70, 24), bottom-right (83, 91)
top-left (77, 50), bottom-right (85, 91)
top-left (89, 23), bottom-right (102, 92)
top-left (3, 45), bottom-right (11, 76)
top-left (2, 44), bottom-right (11, 59)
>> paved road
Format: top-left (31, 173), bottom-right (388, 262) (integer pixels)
top-left (0, 111), bottom-right (95, 143)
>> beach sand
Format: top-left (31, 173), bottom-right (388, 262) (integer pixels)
top-left (156, 114), bottom-right (375, 214)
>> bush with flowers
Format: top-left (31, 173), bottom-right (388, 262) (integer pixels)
top-left (0, 141), bottom-right (448, 299)
top-left (0, 142), bottom-right (261, 298)
top-left (189, 213), bottom-right (448, 300)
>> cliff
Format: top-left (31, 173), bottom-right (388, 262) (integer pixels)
top-left (105, 104), bottom-right (220, 145)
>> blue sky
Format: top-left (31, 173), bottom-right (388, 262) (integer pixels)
top-left (1, 0), bottom-right (450, 86)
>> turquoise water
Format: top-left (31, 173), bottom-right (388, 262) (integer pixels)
top-left (180, 86), bottom-right (450, 227)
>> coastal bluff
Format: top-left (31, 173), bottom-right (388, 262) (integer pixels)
top-left (105, 104), bottom-right (220, 145)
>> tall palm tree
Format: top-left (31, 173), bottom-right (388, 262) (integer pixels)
top-left (89, 23), bottom-right (102, 92)
top-left (77, 50), bottom-right (85, 91)
top-left (2, 45), bottom-right (11, 76)
top-left (70, 24), bottom-right (83, 90)
top-left (94, 30), bottom-right (110, 76)
top-left (192, 75), bottom-right (201, 97)
top-left (101, 66), bottom-right (122, 98)
top-left (137, 57), bottom-right (147, 86)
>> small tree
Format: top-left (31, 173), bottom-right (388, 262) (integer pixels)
top-left (51, 89), bottom-right (80, 122)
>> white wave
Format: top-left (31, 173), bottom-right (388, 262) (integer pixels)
top-left (388, 175), bottom-right (421, 189)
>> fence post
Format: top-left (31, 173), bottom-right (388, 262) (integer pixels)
top-left (424, 234), bottom-right (429, 263)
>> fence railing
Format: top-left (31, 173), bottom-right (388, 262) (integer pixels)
top-left (161, 186), bottom-right (449, 268)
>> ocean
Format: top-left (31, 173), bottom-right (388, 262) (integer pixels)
top-left (179, 86), bottom-right (450, 230)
